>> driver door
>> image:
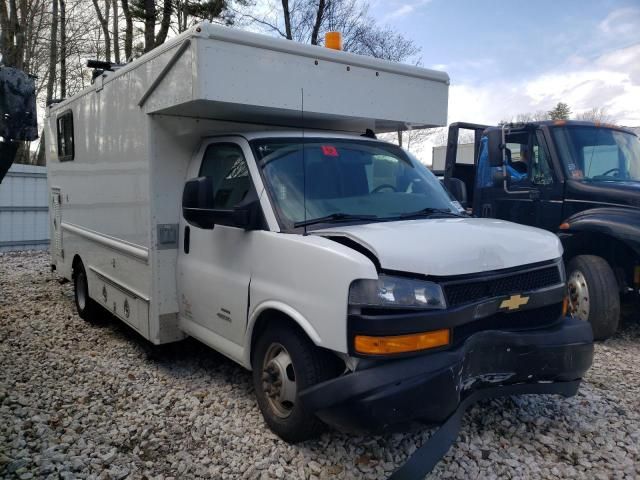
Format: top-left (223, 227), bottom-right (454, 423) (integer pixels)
top-left (177, 138), bottom-right (259, 348)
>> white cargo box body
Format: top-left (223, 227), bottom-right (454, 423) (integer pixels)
top-left (142, 24), bottom-right (449, 130)
top-left (45, 22), bottom-right (450, 348)
top-left (432, 142), bottom-right (475, 172)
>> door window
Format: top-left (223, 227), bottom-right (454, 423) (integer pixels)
top-left (504, 131), bottom-right (554, 186)
top-left (530, 134), bottom-right (554, 185)
top-left (199, 143), bottom-right (251, 209)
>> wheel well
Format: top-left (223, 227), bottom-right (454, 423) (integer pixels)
top-left (250, 310), bottom-right (306, 365)
top-left (562, 231), bottom-right (638, 291)
top-left (71, 255), bottom-right (84, 279)
top-left (249, 309), bottom-right (344, 371)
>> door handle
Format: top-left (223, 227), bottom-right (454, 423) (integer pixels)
top-left (183, 226), bottom-right (190, 254)
top-left (529, 190), bottom-right (541, 200)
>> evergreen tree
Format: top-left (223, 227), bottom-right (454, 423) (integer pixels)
top-left (548, 102), bottom-right (571, 120)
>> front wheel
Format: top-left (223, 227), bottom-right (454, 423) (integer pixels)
top-left (252, 323), bottom-right (340, 443)
top-left (567, 255), bottom-right (620, 340)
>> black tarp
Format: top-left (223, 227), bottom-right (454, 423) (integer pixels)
top-left (0, 66), bottom-right (38, 182)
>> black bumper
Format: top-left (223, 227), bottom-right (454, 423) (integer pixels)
top-left (300, 316), bottom-right (593, 433)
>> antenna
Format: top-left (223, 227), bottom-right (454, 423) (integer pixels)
top-left (302, 87), bottom-right (307, 236)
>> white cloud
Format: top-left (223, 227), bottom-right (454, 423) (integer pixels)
top-left (598, 7), bottom-right (640, 40)
top-left (446, 43), bottom-right (640, 127)
top-left (382, 0), bottom-right (432, 21)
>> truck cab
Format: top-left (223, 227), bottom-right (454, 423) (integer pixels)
top-left (444, 121), bottom-right (640, 339)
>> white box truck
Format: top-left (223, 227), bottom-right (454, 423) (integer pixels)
top-left (432, 142), bottom-right (474, 173)
top-left (45, 22), bottom-right (592, 472)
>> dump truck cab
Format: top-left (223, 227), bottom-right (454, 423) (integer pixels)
top-left (444, 121), bottom-right (640, 339)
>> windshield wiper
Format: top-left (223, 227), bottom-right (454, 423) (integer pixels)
top-left (396, 207), bottom-right (465, 219)
top-left (294, 212), bottom-right (378, 228)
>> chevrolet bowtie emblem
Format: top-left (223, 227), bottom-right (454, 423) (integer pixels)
top-left (500, 294), bottom-right (530, 311)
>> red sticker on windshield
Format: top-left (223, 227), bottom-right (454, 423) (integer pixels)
top-left (321, 145), bottom-right (339, 157)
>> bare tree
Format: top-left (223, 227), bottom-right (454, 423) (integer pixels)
top-left (576, 107), bottom-right (616, 124)
top-left (46, 0), bottom-right (59, 104)
top-left (112, 0), bottom-right (120, 63)
top-left (60, 0), bottom-right (67, 97)
top-left (91, 0), bottom-right (111, 61)
top-left (121, 0), bottom-right (133, 59)
top-left (281, 0), bottom-right (293, 39)
top-left (0, 0), bottom-right (27, 68)
top-left (251, 0), bottom-right (419, 62)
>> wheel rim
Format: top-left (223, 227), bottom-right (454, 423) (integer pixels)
top-left (261, 343), bottom-right (297, 419)
top-left (568, 269), bottom-right (590, 321)
top-left (76, 272), bottom-right (87, 311)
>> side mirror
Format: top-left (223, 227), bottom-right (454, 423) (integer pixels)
top-left (486, 130), bottom-right (505, 167)
top-left (182, 177), bottom-right (259, 230)
top-left (447, 177), bottom-right (468, 208)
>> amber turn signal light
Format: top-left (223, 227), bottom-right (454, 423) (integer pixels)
top-left (562, 295), bottom-right (569, 317)
top-left (355, 329), bottom-right (450, 355)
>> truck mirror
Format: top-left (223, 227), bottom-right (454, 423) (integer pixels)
top-left (183, 177), bottom-right (216, 229)
top-left (486, 130), bottom-right (504, 167)
top-left (182, 177), bottom-right (259, 230)
top-left (446, 177), bottom-right (468, 208)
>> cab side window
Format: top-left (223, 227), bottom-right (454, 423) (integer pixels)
top-left (57, 111), bottom-right (74, 161)
top-left (199, 143), bottom-right (250, 209)
top-left (530, 134), bottom-right (554, 185)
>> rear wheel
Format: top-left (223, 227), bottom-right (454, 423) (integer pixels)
top-left (73, 261), bottom-right (101, 322)
top-left (567, 255), bottom-right (620, 340)
top-left (252, 323), bottom-right (340, 443)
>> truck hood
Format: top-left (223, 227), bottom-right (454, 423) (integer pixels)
top-left (313, 218), bottom-right (562, 276)
top-left (566, 179), bottom-right (640, 209)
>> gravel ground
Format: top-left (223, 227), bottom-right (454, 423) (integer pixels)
top-left (1, 251), bottom-right (639, 480)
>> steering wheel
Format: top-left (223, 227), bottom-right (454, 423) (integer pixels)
top-left (599, 167), bottom-right (620, 177)
top-left (372, 184), bottom-right (397, 193)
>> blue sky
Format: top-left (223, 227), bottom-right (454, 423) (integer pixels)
top-left (368, 0), bottom-right (640, 125)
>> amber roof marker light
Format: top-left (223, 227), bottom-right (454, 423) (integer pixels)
top-left (325, 31), bottom-right (343, 51)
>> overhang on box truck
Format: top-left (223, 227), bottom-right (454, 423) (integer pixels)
top-left (45, 23), bottom-right (592, 474)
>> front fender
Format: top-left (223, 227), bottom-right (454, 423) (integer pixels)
top-left (244, 301), bottom-right (323, 369)
top-left (560, 207), bottom-right (640, 254)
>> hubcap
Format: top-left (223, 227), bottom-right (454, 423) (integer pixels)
top-left (261, 343), bottom-right (297, 418)
top-left (76, 273), bottom-right (87, 311)
top-left (568, 269), bottom-right (590, 321)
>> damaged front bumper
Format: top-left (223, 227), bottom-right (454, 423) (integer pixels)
top-left (300, 316), bottom-right (593, 433)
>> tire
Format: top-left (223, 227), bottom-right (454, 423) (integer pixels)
top-left (73, 261), bottom-right (101, 322)
top-left (252, 323), bottom-right (340, 443)
top-left (567, 255), bottom-right (620, 340)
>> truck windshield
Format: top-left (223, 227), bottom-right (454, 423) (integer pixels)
top-left (252, 138), bottom-right (459, 230)
top-left (552, 127), bottom-right (640, 182)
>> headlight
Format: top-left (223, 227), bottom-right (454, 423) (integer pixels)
top-left (349, 275), bottom-right (447, 309)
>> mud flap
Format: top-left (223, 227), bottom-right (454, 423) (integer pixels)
top-left (388, 380), bottom-right (581, 479)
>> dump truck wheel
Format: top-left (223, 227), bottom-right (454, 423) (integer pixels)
top-left (252, 323), bottom-right (339, 443)
top-left (73, 261), bottom-right (101, 322)
top-left (567, 255), bottom-right (620, 340)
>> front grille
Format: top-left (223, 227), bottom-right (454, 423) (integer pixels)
top-left (452, 303), bottom-right (564, 345)
top-left (444, 265), bottom-right (561, 307)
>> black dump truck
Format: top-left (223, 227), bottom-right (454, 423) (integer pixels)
top-left (443, 121), bottom-right (640, 339)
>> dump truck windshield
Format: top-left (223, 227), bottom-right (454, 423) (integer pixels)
top-left (252, 138), bottom-right (459, 230)
top-left (552, 126), bottom-right (640, 182)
